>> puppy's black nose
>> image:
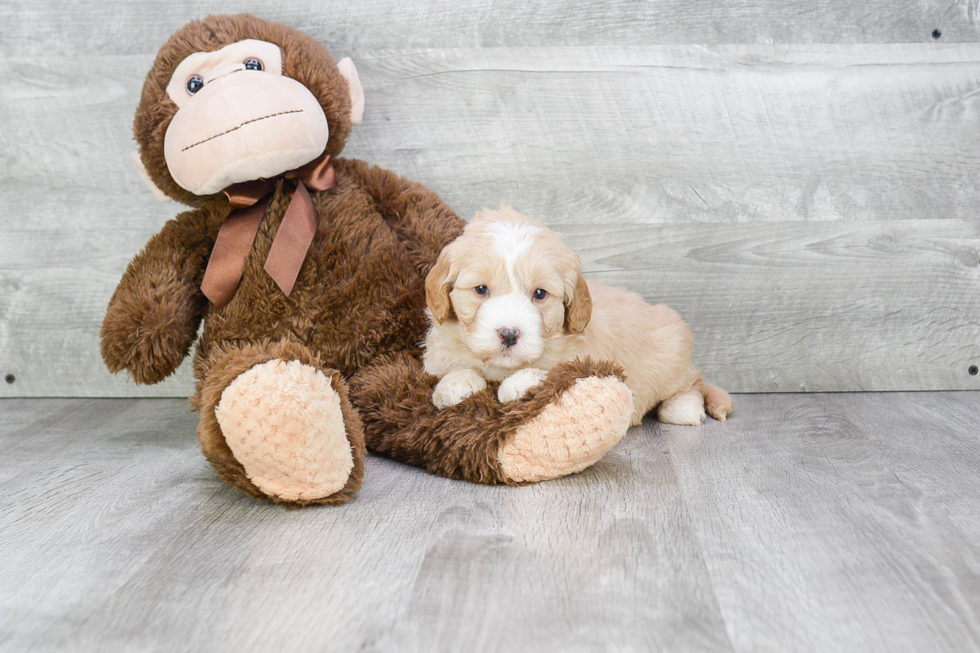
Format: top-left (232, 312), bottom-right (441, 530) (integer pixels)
top-left (498, 327), bottom-right (521, 347)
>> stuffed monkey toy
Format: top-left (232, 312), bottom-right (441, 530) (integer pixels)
top-left (101, 14), bottom-right (635, 506)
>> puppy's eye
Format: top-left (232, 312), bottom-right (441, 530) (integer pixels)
top-left (186, 75), bottom-right (204, 95)
top-left (475, 285), bottom-right (489, 296)
top-left (244, 57), bottom-right (264, 71)
top-left (532, 288), bottom-right (548, 300)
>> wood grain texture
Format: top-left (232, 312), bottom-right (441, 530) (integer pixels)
top-left (352, 44), bottom-right (980, 226)
top-left (2, 393), bottom-right (979, 651)
top-left (2, 44), bottom-right (979, 395)
top-left (667, 391), bottom-right (980, 652)
top-left (0, 0), bottom-right (977, 58)
top-left (566, 219), bottom-right (980, 392)
top-left (0, 398), bottom-right (733, 652)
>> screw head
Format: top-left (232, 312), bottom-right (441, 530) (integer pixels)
top-left (4, 374), bottom-right (14, 384)
top-left (970, 365), bottom-right (979, 376)
top-left (932, 28), bottom-right (942, 39)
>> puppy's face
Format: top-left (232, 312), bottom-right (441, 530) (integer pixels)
top-left (426, 207), bottom-right (592, 370)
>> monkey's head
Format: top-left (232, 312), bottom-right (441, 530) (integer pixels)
top-left (133, 14), bottom-right (364, 205)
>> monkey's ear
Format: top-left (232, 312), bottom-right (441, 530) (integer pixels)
top-left (130, 150), bottom-right (171, 202)
top-left (336, 57), bottom-right (365, 125)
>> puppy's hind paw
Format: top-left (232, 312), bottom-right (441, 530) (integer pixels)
top-left (657, 389), bottom-right (707, 426)
top-left (432, 369), bottom-right (488, 409)
top-left (498, 368), bottom-right (549, 403)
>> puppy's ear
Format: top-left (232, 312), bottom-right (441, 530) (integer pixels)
top-left (425, 247), bottom-right (455, 324)
top-left (564, 270), bottom-right (592, 334)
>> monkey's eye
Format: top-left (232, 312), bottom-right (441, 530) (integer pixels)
top-left (532, 288), bottom-right (548, 300)
top-left (185, 75), bottom-right (204, 95)
top-left (475, 285), bottom-right (489, 296)
top-left (244, 57), bottom-right (264, 71)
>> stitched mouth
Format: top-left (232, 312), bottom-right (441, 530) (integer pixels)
top-left (181, 109), bottom-right (305, 152)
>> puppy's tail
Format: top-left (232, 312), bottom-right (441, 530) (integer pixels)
top-left (697, 379), bottom-right (733, 422)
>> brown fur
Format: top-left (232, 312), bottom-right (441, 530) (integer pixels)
top-left (102, 15), bottom-right (633, 505)
top-left (350, 354), bottom-right (626, 486)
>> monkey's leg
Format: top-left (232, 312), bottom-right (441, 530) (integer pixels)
top-left (194, 340), bottom-right (365, 505)
top-left (350, 354), bottom-right (633, 485)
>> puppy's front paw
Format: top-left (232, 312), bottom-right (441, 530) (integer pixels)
top-left (498, 368), bottom-right (549, 403)
top-left (432, 369), bottom-right (488, 409)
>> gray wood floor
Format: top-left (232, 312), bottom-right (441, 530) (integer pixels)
top-left (2, 393), bottom-right (979, 652)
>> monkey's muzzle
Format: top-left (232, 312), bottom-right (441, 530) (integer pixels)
top-left (164, 71), bottom-right (329, 196)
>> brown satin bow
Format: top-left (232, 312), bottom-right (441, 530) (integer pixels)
top-left (200, 153), bottom-right (336, 308)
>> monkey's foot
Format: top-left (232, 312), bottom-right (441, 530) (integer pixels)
top-left (498, 375), bottom-right (634, 483)
top-left (215, 359), bottom-right (354, 502)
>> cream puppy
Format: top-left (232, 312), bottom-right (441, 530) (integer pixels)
top-left (422, 205), bottom-right (732, 426)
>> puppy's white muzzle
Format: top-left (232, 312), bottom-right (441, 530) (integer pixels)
top-left (471, 292), bottom-right (543, 368)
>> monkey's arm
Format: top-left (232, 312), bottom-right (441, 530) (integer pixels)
top-left (101, 207), bottom-right (218, 384)
top-left (349, 160), bottom-right (465, 276)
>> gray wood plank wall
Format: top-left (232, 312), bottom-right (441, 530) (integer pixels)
top-left (1, 3), bottom-right (979, 396)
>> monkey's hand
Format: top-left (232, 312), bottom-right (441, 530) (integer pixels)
top-left (101, 210), bottom-right (214, 385)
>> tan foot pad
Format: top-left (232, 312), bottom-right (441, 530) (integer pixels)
top-left (499, 376), bottom-right (633, 483)
top-left (215, 359), bottom-right (353, 502)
